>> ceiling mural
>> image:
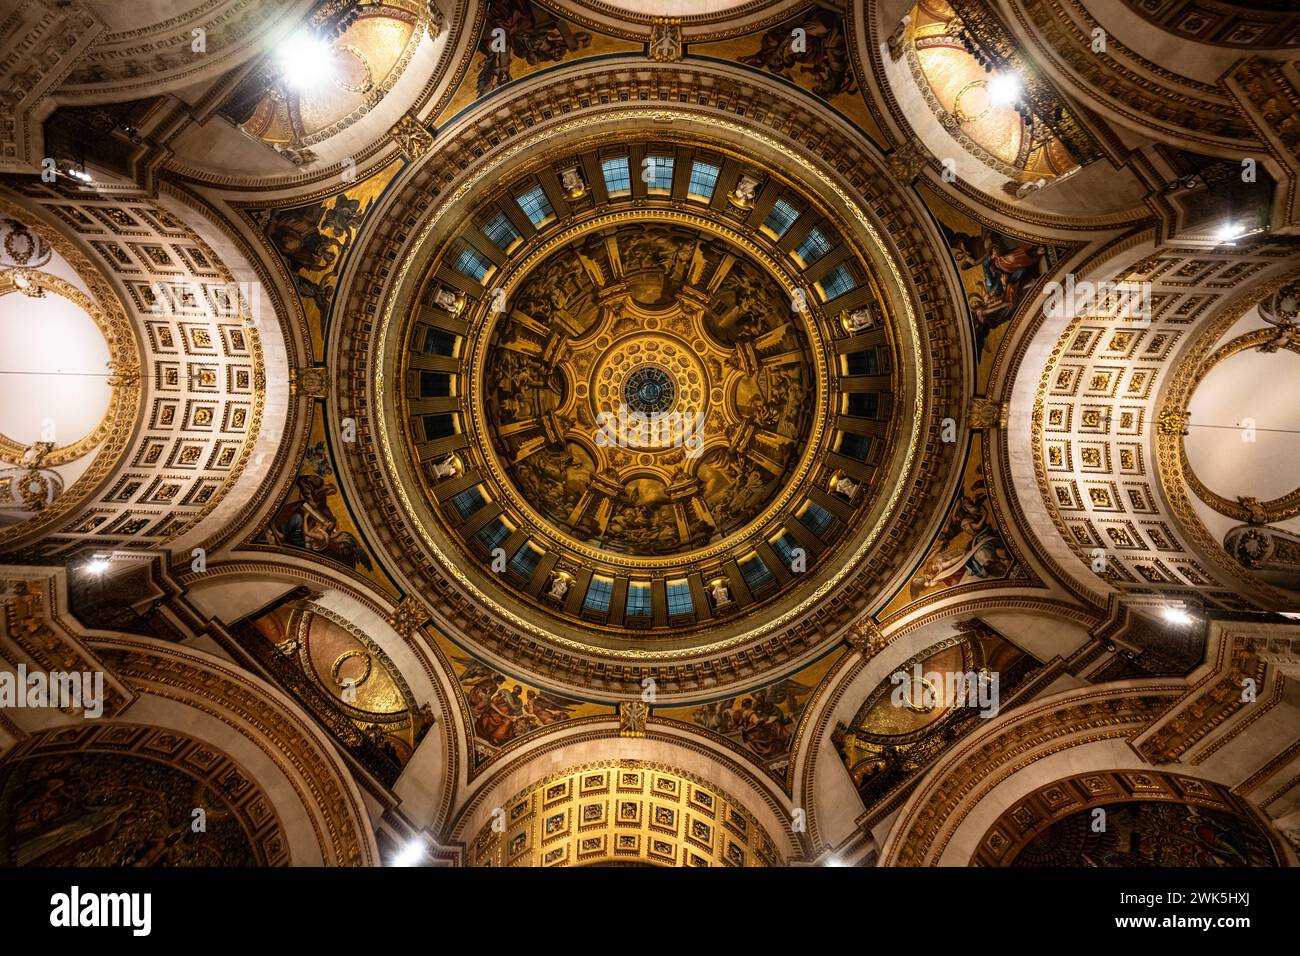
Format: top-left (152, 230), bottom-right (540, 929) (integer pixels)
top-left (261, 401), bottom-right (385, 583)
top-left (442, 0), bottom-right (640, 117)
top-left (393, 134), bottom-right (917, 647)
top-left (920, 183), bottom-right (1068, 392)
top-left (656, 648), bottom-right (843, 785)
top-left (426, 628), bottom-right (610, 769)
top-left (881, 431), bottom-right (1027, 616)
top-left (2, 0), bottom-right (1298, 890)
top-left (252, 157), bottom-right (404, 359)
top-left (834, 622), bottom-right (1041, 815)
top-left (0, 728), bottom-right (287, 867)
top-left (482, 222), bottom-right (817, 557)
top-left (239, 601), bottom-right (435, 782)
top-left (690, 4), bottom-right (888, 146)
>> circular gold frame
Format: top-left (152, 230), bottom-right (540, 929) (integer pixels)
top-left (0, 199), bottom-right (141, 549)
top-left (416, 208), bottom-right (839, 572)
top-left (1152, 269), bottom-right (1300, 603)
top-left (1174, 327), bottom-right (1300, 525)
top-left (0, 271), bottom-right (130, 467)
top-left (369, 107), bottom-right (929, 662)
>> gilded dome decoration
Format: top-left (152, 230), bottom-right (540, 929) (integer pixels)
top-left (396, 137), bottom-right (910, 641)
top-left (5, 0), bottom-right (1299, 889)
top-left (480, 220), bottom-right (821, 557)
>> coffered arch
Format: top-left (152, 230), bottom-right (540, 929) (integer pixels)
top-left (445, 724), bottom-right (805, 865)
top-left (998, 226), bottom-right (1300, 611)
top-left (0, 185), bottom-right (286, 563)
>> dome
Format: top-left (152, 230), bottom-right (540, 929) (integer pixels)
top-left (379, 130), bottom-right (924, 661)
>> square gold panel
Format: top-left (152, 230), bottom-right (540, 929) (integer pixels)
top-left (688, 787), bottom-right (715, 817)
top-left (615, 800), bottom-right (641, 826)
top-left (648, 839), bottom-right (676, 864)
top-left (542, 845), bottom-right (567, 866)
top-left (650, 805), bottom-right (677, 834)
top-left (507, 829), bottom-right (531, 860)
top-left (579, 801), bottom-right (607, 829)
top-left (509, 795), bottom-right (533, 823)
top-left (542, 809), bottom-right (570, 843)
top-left (1078, 406), bottom-right (1110, 433)
top-left (614, 833), bottom-right (640, 856)
top-left (686, 816), bottom-right (713, 851)
top-left (652, 775), bottom-right (680, 799)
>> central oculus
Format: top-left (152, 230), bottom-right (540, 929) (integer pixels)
top-left (623, 365), bottom-right (676, 415)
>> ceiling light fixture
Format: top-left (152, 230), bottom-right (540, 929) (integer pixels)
top-left (1162, 606), bottom-right (1195, 627)
top-left (1214, 222), bottom-right (1246, 244)
top-left (84, 556), bottom-right (111, 576)
top-left (987, 72), bottom-right (1021, 107)
top-left (391, 839), bottom-right (427, 867)
top-left (276, 31), bottom-right (334, 91)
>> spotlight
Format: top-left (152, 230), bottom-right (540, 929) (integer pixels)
top-left (391, 839), bottom-right (427, 867)
top-left (276, 31), bottom-right (334, 91)
top-left (84, 556), bottom-right (111, 576)
top-left (1162, 606), bottom-right (1195, 627)
top-left (1214, 222), bottom-right (1246, 244)
top-left (988, 72), bottom-right (1021, 106)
